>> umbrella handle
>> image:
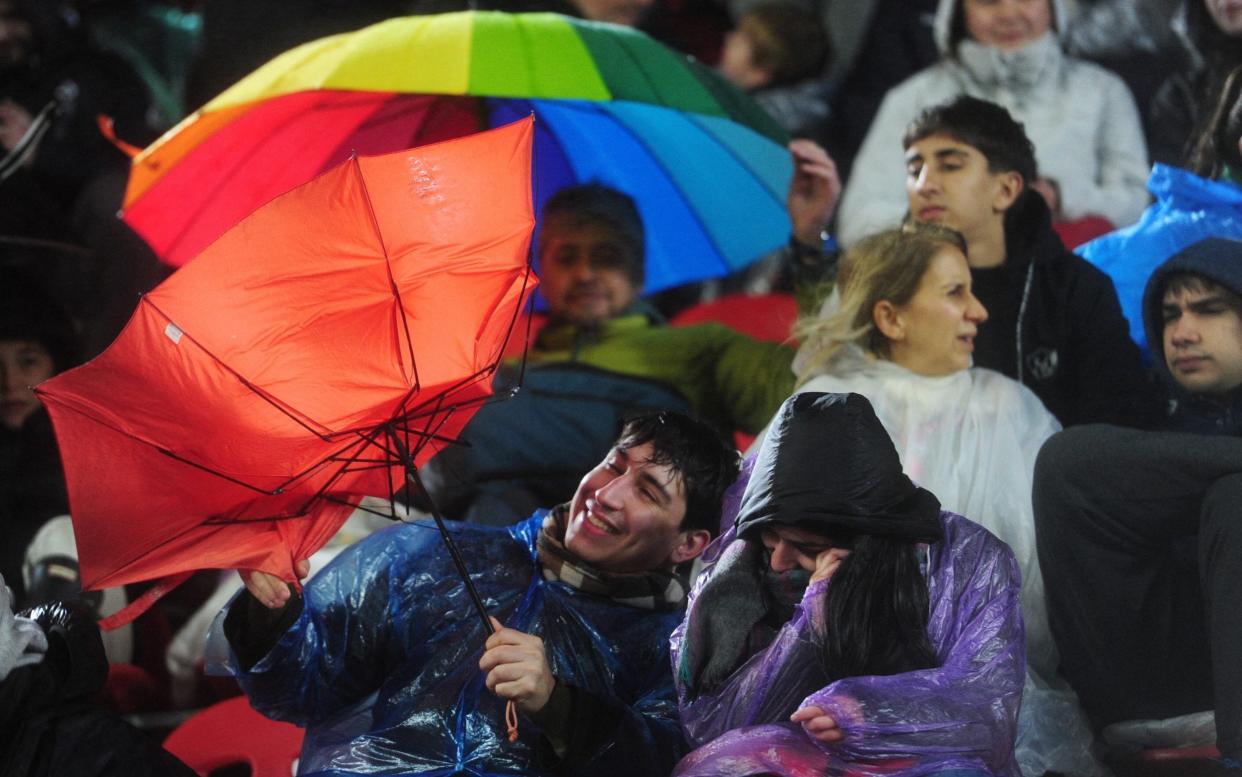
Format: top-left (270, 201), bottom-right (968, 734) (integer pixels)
top-left (386, 430), bottom-right (495, 634)
top-left (388, 431), bottom-right (522, 744)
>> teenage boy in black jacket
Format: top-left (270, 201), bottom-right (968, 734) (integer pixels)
top-left (902, 95), bottom-right (1154, 427)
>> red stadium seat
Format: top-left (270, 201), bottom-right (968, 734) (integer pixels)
top-left (670, 293), bottom-right (799, 343)
top-left (1053, 215), bottom-right (1115, 251)
top-left (163, 696), bottom-right (303, 777)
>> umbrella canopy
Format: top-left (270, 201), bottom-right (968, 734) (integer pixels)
top-left (121, 11), bottom-right (793, 294)
top-left (36, 118), bottom-right (537, 597)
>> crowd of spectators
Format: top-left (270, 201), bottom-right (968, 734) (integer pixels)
top-left (3, 0), bottom-right (1242, 776)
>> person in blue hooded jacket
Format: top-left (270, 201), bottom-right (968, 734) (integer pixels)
top-left (209, 410), bottom-right (738, 777)
top-left (1034, 236), bottom-right (1242, 769)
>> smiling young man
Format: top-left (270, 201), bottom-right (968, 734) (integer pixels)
top-left (215, 410), bottom-right (738, 777)
top-left (1034, 237), bottom-right (1242, 769)
top-left (900, 96), bottom-right (1154, 427)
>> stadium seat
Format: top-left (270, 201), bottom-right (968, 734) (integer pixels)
top-left (163, 695), bottom-right (303, 777)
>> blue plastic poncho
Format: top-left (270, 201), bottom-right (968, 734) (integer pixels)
top-left (1079, 164), bottom-right (1242, 359)
top-left (206, 513), bottom-right (689, 776)
top-left (671, 511), bottom-right (1025, 777)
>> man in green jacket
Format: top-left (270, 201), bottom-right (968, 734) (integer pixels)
top-left (422, 141), bottom-right (841, 524)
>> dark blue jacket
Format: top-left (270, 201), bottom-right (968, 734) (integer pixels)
top-left (213, 513), bottom-right (689, 776)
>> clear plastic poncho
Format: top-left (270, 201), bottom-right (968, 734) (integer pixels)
top-left (206, 513), bottom-right (689, 776)
top-left (672, 510), bottom-right (1025, 777)
top-left (789, 354), bottom-right (1061, 675)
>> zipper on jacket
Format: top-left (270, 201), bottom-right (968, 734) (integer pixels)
top-left (1015, 262), bottom-right (1035, 384)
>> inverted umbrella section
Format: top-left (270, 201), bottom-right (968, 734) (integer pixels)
top-left (37, 119), bottom-right (539, 629)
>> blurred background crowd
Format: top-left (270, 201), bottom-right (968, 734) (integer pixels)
top-left (2, 0), bottom-right (1241, 773)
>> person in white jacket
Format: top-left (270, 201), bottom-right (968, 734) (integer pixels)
top-left (836, 0), bottom-right (1149, 246)
top-left (761, 222), bottom-right (1106, 776)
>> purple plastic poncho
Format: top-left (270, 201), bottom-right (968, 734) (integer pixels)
top-left (672, 510), bottom-right (1025, 777)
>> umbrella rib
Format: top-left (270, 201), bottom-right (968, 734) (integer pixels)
top-left (348, 425), bottom-right (418, 517)
top-left (489, 263), bottom-right (537, 387)
top-left (33, 396), bottom-right (278, 495)
top-left (386, 426), bottom-right (497, 637)
top-left (395, 391), bottom-right (448, 463)
top-left (286, 432), bottom-right (381, 518)
top-left (350, 155), bottom-right (420, 389)
top-left (41, 393), bottom-right (390, 506)
top-left (319, 493), bottom-right (403, 522)
top-left (143, 298), bottom-right (335, 441)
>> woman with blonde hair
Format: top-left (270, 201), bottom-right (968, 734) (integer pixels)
top-left (759, 223), bottom-right (1103, 776)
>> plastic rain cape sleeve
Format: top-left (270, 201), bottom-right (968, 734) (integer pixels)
top-left (671, 511), bottom-right (1026, 777)
top-left (758, 358), bottom-right (1108, 777)
top-left (205, 514), bottom-right (688, 777)
top-left (793, 355), bottom-right (1061, 676)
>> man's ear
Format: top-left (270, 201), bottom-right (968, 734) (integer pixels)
top-left (669, 529), bottom-right (712, 565)
top-left (873, 299), bottom-right (905, 342)
top-left (992, 170), bottom-right (1023, 213)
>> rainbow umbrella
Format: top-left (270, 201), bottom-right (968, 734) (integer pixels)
top-left (121, 11), bottom-right (793, 294)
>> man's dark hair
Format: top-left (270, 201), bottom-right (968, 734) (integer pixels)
top-left (1158, 271), bottom-right (1242, 334)
top-left (615, 411), bottom-right (739, 537)
top-left (903, 96), bottom-right (1042, 231)
top-left (738, 1), bottom-right (832, 87)
top-left (538, 183), bottom-right (646, 287)
top-left (903, 96), bottom-right (1038, 185)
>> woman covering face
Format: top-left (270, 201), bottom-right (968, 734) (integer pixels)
top-left (757, 226), bottom-right (1104, 776)
top-left (672, 392), bottom-right (1026, 777)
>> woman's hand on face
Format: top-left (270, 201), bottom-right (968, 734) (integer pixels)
top-left (810, 547), bottom-right (851, 583)
top-left (791, 705), bottom-right (844, 743)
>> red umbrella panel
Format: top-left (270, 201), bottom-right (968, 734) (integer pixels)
top-left (35, 118), bottom-right (538, 610)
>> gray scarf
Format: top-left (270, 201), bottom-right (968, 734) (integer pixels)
top-left (536, 507), bottom-right (688, 611)
top-left (676, 538), bottom-right (813, 696)
top-left (957, 31), bottom-right (1061, 97)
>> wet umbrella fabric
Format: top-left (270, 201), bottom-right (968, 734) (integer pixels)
top-left (119, 11), bottom-right (793, 293)
top-left (34, 119), bottom-right (538, 620)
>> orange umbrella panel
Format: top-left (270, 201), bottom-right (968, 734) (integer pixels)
top-left (36, 119), bottom-right (538, 595)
